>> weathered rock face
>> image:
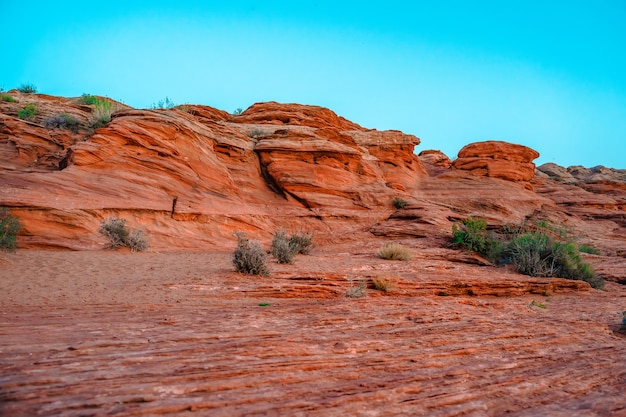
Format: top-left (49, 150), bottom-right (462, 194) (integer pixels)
top-left (1, 94), bottom-right (625, 275)
top-left (0, 96), bottom-right (427, 250)
top-left (232, 101), bottom-right (363, 130)
top-left (418, 149), bottom-right (452, 176)
top-left (452, 140), bottom-right (540, 181)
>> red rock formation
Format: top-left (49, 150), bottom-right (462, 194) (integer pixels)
top-left (0, 94), bottom-right (624, 270)
top-left (1, 96), bottom-right (426, 250)
top-left (418, 149), bottom-right (452, 176)
top-left (232, 101), bottom-right (364, 130)
top-left (452, 140), bottom-right (539, 181)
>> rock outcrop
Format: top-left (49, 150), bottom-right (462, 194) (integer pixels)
top-left (452, 140), bottom-right (539, 181)
top-left (0, 94), bottom-right (427, 249)
top-left (0, 93), bottom-right (624, 265)
top-left (418, 149), bottom-right (452, 176)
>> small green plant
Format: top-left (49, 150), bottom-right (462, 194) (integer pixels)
top-left (151, 97), bottom-right (176, 109)
top-left (17, 83), bottom-right (37, 94)
top-left (378, 242), bottom-right (411, 261)
top-left (529, 299), bottom-right (546, 309)
top-left (452, 217), bottom-right (488, 253)
top-left (1, 93), bottom-right (17, 102)
top-left (98, 217), bottom-right (147, 252)
top-left (451, 217), bottom-right (504, 262)
top-left (392, 197), bottom-right (408, 209)
top-left (0, 208), bottom-right (22, 251)
top-left (372, 277), bottom-right (394, 293)
top-left (90, 98), bottom-right (120, 128)
top-left (77, 94), bottom-right (98, 105)
top-left (345, 279), bottom-right (367, 298)
top-left (17, 104), bottom-right (37, 120)
top-left (44, 113), bottom-right (81, 132)
top-left (579, 245), bottom-right (600, 255)
top-left (233, 231), bottom-right (270, 276)
top-left (233, 107), bottom-right (244, 115)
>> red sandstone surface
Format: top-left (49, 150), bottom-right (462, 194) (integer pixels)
top-left (1, 91), bottom-right (625, 416)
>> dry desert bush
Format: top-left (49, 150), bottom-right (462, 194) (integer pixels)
top-left (98, 217), bottom-right (148, 252)
top-left (270, 229), bottom-right (314, 264)
top-left (233, 231), bottom-right (270, 276)
top-left (378, 242), bottom-right (411, 261)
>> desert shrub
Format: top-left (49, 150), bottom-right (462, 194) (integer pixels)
top-left (90, 98), bottom-right (120, 128)
top-left (98, 217), bottom-right (147, 252)
top-left (77, 94), bottom-right (98, 105)
top-left (345, 280), bottom-right (367, 298)
top-left (270, 229), bottom-right (297, 264)
top-left (17, 104), bottom-right (37, 120)
top-left (579, 245), bottom-right (600, 255)
top-left (248, 128), bottom-right (268, 138)
top-left (151, 97), bottom-right (176, 109)
top-left (233, 107), bottom-right (244, 115)
top-left (1, 93), bottom-right (17, 102)
top-left (451, 217), bottom-right (603, 289)
top-left (452, 217), bottom-right (489, 253)
top-left (0, 208), bottom-right (22, 251)
top-left (532, 218), bottom-right (571, 240)
top-left (504, 233), bottom-right (554, 277)
top-left (504, 233), bottom-right (604, 289)
top-left (289, 230), bottom-right (314, 254)
top-left (392, 197), bottom-right (408, 209)
top-left (44, 113), bottom-right (81, 132)
top-left (17, 83), bottom-right (37, 94)
top-left (451, 217), bottom-right (505, 262)
top-left (233, 231), bottom-right (269, 276)
top-left (126, 229), bottom-right (148, 252)
top-left (550, 241), bottom-right (604, 289)
top-left (372, 277), bottom-right (394, 293)
top-left (270, 229), bottom-right (314, 264)
top-left (378, 242), bottom-right (411, 261)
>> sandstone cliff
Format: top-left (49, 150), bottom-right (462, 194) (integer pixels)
top-left (1, 91), bottom-right (625, 281)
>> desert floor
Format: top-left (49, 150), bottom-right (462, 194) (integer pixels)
top-left (1, 244), bottom-right (625, 416)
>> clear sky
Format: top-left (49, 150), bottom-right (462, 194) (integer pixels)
top-left (2, 1), bottom-right (625, 168)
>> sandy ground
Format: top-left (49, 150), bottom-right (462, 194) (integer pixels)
top-left (1, 248), bottom-right (625, 416)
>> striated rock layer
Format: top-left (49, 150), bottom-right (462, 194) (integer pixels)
top-left (1, 249), bottom-right (625, 416)
top-left (452, 140), bottom-right (539, 182)
top-left (1, 93), bottom-right (626, 270)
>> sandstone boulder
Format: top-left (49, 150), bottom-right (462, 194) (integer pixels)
top-left (452, 140), bottom-right (539, 181)
top-left (418, 149), bottom-right (452, 176)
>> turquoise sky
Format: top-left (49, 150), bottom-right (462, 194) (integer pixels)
top-left (2, 1), bottom-right (625, 168)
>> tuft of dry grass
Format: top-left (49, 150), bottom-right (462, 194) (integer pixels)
top-left (345, 279), bottom-right (367, 298)
top-left (372, 277), bottom-right (395, 293)
top-left (378, 242), bottom-right (411, 261)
